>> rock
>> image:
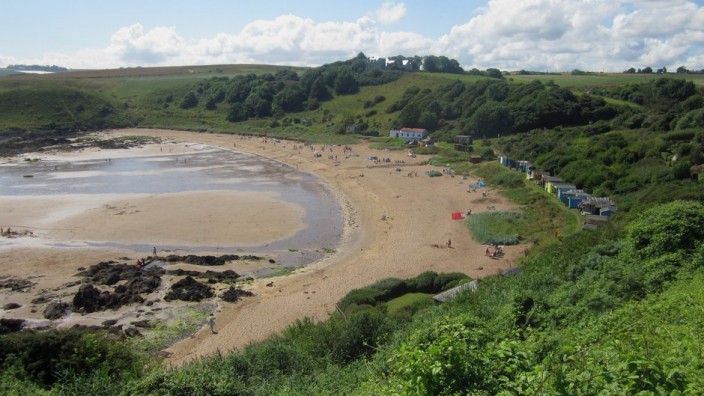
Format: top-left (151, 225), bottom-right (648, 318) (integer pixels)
top-left (0, 277), bottom-right (34, 292)
top-left (73, 284), bottom-right (101, 313)
top-left (102, 319), bottom-right (118, 327)
top-left (62, 280), bottom-right (82, 288)
top-left (124, 327), bottom-right (142, 337)
top-left (43, 300), bottom-right (69, 319)
top-left (221, 287), bottom-right (254, 303)
top-left (163, 254), bottom-right (260, 266)
top-left (132, 319), bottom-right (158, 329)
top-left (164, 276), bottom-right (213, 302)
top-left (3, 302), bottom-right (21, 310)
top-left (71, 262), bottom-right (164, 312)
top-left (0, 318), bottom-right (25, 334)
top-left (31, 294), bottom-right (55, 304)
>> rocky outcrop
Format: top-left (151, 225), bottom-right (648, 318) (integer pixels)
top-left (162, 254), bottom-right (262, 266)
top-left (43, 300), bottom-right (69, 319)
top-left (220, 287), bottom-right (254, 303)
top-left (164, 276), bottom-right (213, 302)
top-left (166, 268), bottom-right (240, 282)
top-left (0, 277), bottom-right (33, 292)
top-left (72, 262), bottom-right (163, 313)
top-left (0, 318), bottom-right (25, 334)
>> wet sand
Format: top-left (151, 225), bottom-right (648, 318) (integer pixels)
top-left (0, 128), bottom-right (525, 365)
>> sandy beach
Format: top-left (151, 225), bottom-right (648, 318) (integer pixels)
top-left (0, 128), bottom-right (523, 365)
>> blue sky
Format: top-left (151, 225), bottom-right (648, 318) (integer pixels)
top-left (1, 1), bottom-right (703, 72)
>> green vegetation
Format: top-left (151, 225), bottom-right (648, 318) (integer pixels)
top-left (467, 211), bottom-right (525, 245)
top-left (1, 56), bottom-right (704, 393)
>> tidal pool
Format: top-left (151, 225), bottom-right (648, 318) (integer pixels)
top-left (0, 146), bottom-right (343, 268)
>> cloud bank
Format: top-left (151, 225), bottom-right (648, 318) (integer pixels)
top-left (2, 0), bottom-right (703, 72)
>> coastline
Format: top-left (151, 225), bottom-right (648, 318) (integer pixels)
top-left (0, 128), bottom-right (524, 365)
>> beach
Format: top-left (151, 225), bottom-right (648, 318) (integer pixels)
top-left (0, 128), bottom-right (523, 365)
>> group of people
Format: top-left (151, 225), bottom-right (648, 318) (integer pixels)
top-left (485, 245), bottom-right (504, 258)
top-left (136, 247), bottom-right (159, 267)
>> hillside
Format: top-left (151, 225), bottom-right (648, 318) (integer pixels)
top-left (1, 59), bottom-right (704, 394)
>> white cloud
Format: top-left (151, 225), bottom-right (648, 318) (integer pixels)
top-left (374, 2), bottom-right (407, 24)
top-left (3, 1), bottom-right (703, 72)
top-left (435, 0), bottom-right (704, 71)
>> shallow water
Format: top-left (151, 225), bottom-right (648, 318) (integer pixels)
top-left (0, 147), bottom-right (343, 268)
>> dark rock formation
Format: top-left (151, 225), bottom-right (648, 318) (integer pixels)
top-left (102, 319), bottom-right (118, 327)
top-left (0, 318), bottom-right (25, 334)
top-left (3, 302), bottom-right (21, 310)
top-left (165, 268), bottom-right (240, 282)
top-left (72, 262), bottom-right (163, 312)
top-left (220, 286), bottom-right (254, 303)
top-left (162, 254), bottom-right (261, 266)
top-left (132, 319), bottom-right (158, 329)
top-left (164, 276), bottom-right (213, 302)
top-left (124, 327), bottom-right (142, 337)
top-left (0, 277), bottom-right (34, 292)
top-left (43, 300), bottom-right (69, 319)
top-left (73, 284), bottom-right (102, 313)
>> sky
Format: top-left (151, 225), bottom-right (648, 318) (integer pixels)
top-left (1, 0), bottom-right (704, 72)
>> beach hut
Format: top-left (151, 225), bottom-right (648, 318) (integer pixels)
top-left (552, 182), bottom-right (577, 199)
top-left (562, 190), bottom-right (590, 208)
top-left (542, 176), bottom-right (563, 191)
top-left (581, 197), bottom-right (617, 216)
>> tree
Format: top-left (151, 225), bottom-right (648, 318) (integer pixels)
top-left (334, 71), bottom-right (359, 95)
top-left (676, 66), bottom-right (688, 74)
top-left (226, 103), bottom-right (248, 122)
top-left (244, 93), bottom-right (271, 118)
top-left (309, 77), bottom-right (331, 101)
top-left (486, 68), bottom-right (503, 79)
top-left (179, 92), bottom-right (198, 109)
top-left (624, 67), bottom-right (636, 74)
top-left (273, 84), bottom-right (306, 112)
top-left (471, 101), bottom-right (514, 137)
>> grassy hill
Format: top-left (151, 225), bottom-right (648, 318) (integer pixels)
top-left (1, 62), bottom-right (704, 394)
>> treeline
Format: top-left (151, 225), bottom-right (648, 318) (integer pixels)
top-left (6, 64), bottom-right (67, 73)
top-left (386, 79), bottom-right (619, 140)
top-left (167, 55), bottom-right (402, 122)
top-left (624, 66), bottom-right (704, 74)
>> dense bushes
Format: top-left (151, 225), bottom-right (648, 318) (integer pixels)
top-left (338, 271), bottom-right (468, 312)
top-left (0, 329), bottom-right (143, 387)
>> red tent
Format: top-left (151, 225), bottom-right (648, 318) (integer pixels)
top-left (451, 212), bottom-right (462, 220)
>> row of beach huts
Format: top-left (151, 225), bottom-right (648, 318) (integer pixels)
top-left (498, 156), bottom-right (617, 230)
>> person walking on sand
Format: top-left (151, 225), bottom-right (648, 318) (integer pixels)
top-left (447, 239), bottom-right (452, 248)
top-left (153, 246), bottom-right (157, 257)
top-left (208, 315), bottom-right (216, 334)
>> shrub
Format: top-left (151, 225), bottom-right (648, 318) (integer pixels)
top-left (330, 309), bottom-right (391, 363)
top-left (338, 287), bottom-right (383, 311)
top-left (0, 330), bottom-right (142, 387)
top-left (369, 278), bottom-right (408, 300)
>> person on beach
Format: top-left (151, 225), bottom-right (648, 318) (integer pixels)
top-left (208, 315), bottom-right (216, 334)
top-left (153, 246), bottom-right (157, 257)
